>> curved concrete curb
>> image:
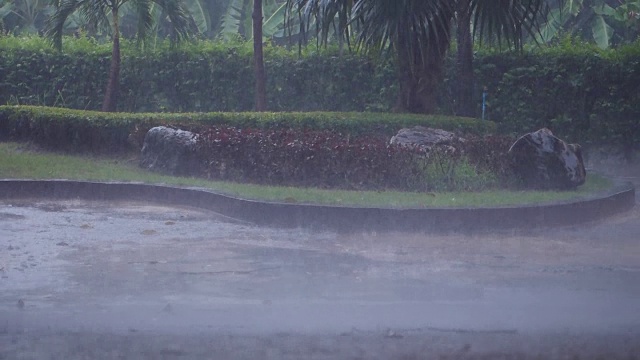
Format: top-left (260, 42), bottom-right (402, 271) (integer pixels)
top-left (0, 179), bottom-right (635, 232)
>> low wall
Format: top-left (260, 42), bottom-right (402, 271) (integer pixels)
top-left (0, 180), bottom-right (635, 232)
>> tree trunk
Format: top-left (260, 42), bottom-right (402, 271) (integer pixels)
top-left (102, 7), bottom-right (121, 112)
top-left (455, 0), bottom-right (475, 117)
top-left (253, 0), bottom-right (267, 111)
top-left (394, 27), bottom-right (450, 114)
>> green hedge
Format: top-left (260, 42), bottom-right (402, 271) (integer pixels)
top-left (473, 40), bottom-right (640, 152)
top-left (0, 37), bottom-right (395, 113)
top-left (1, 36), bottom-right (639, 150)
top-left (0, 105), bottom-right (495, 153)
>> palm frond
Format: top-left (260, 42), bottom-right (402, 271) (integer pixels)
top-left (471, 0), bottom-right (552, 49)
top-left (152, 0), bottom-right (197, 42)
top-left (219, 0), bottom-right (246, 39)
top-left (353, 0), bottom-right (452, 57)
top-left (45, 0), bottom-right (86, 49)
top-left (285, 0), bottom-right (352, 46)
top-left (184, 0), bottom-right (209, 34)
top-left (131, 0), bottom-right (153, 42)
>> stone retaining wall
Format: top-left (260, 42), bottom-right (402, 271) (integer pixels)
top-left (0, 180), bottom-right (635, 232)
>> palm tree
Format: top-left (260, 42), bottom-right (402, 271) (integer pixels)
top-left (537, 0), bottom-right (640, 49)
top-left (46, 0), bottom-right (197, 112)
top-left (285, 0), bottom-right (553, 115)
top-left (454, 0), bottom-right (550, 116)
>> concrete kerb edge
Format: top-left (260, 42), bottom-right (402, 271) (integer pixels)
top-left (0, 179), bottom-right (635, 232)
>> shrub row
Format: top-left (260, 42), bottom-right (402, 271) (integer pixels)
top-left (0, 37), bottom-right (395, 113)
top-left (472, 40), bottom-right (640, 154)
top-left (2, 36), bottom-right (638, 149)
top-left (192, 126), bottom-right (514, 192)
top-left (0, 105), bottom-right (495, 153)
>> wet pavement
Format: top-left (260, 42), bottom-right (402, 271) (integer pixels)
top-left (0, 193), bottom-right (639, 359)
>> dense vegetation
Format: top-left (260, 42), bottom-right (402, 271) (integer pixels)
top-left (474, 39), bottom-right (640, 153)
top-left (0, 105), bottom-right (494, 152)
top-left (0, 105), bottom-right (507, 191)
top-left (194, 127), bottom-right (513, 192)
top-left (0, 37), bottom-right (394, 113)
top-left (1, 36), bottom-right (639, 151)
top-left (0, 142), bottom-right (612, 207)
top-left (1, 1), bottom-right (635, 196)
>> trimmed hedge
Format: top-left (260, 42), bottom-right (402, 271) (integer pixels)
top-left (0, 105), bottom-right (495, 153)
top-left (0, 37), bottom-right (395, 113)
top-left (472, 41), bottom-right (640, 154)
top-left (2, 36), bottom-right (639, 150)
top-left (193, 126), bottom-right (513, 192)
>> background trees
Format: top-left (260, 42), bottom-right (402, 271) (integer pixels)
top-left (537, 0), bottom-right (640, 49)
top-left (46, 0), bottom-right (197, 111)
top-left (1, 0), bottom-right (639, 115)
top-left (284, 0), bottom-right (553, 115)
top-left (454, 0), bottom-right (552, 116)
top-left (3, 0), bottom-right (638, 45)
top-left (220, 0), bottom-right (287, 40)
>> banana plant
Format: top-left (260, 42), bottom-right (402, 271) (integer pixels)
top-left (537, 0), bottom-right (638, 48)
top-left (47, 0), bottom-right (198, 111)
top-left (1, 0), bottom-right (13, 31)
top-left (219, 0), bottom-right (286, 39)
top-left (121, 0), bottom-right (210, 47)
top-left (613, 0), bottom-right (640, 31)
top-left (0, 0), bottom-right (53, 34)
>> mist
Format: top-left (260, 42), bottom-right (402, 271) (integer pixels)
top-left (1, 157), bottom-right (639, 358)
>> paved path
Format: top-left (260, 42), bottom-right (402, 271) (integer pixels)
top-left (0, 169), bottom-right (638, 359)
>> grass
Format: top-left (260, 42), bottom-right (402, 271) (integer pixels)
top-left (0, 141), bottom-right (613, 208)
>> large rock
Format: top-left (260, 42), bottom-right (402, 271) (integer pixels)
top-left (508, 128), bottom-right (586, 189)
top-left (140, 126), bottom-right (200, 175)
top-left (390, 126), bottom-right (463, 152)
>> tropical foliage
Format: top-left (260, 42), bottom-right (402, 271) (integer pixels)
top-left (219, 0), bottom-right (287, 40)
top-left (1, 0), bottom-right (291, 40)
top-left (3, 35), bottom-right (638, 148)
top-left (0, 105), bottom-right (493, 154)
top-left (537, 0), bottom-right (640, 48)
top-left (0, 0), bottom-right (52, 34)
top-left (195, 126), bottom-right (511, 192)
top-left (45, 0), bottom-right (198, 111)
top-left (284, 0), bottom-right (555, 115)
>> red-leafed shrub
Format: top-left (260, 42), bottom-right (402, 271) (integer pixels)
top-left (197, 126), bottom-right (427, 191)
top-left (195, 127), bottom-right (516, 192)
top-left (460, 135), bottom-right (517, 182)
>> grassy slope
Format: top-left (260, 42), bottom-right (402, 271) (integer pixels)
top-left (0, 142), bottom-right (611, 208)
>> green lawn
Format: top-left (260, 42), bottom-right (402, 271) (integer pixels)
top-left (0, 142), bottom-right (612, 208)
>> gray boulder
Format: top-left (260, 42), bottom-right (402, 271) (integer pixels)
top-left (508, 128), bottom-right (586, 189)
top-left (140, 126), bottom-right (200, 176)
top-left (390, 126), bottom-right (463, 152)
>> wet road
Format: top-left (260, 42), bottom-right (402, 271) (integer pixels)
top-left (1, 168), bottom-right (639, 359)
top-left (0, 197), bottom-right (639, 359)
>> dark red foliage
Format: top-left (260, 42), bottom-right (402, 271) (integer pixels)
top-left (460, 134), bottom-right (517, 182)
top-left (196, 126), bottom-right (429, 191)
top-left (191, 127), bottom-right (517, 192)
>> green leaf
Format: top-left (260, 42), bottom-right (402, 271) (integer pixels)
top-left (591, 14), bottom-right (613, 49)
top-left (262, 2), bottom-right (286, 38)
top-left (185, 0), bottom-right (210, 34)
top-left (592, 3), bottom-right (615, 17)
top-left (219, 0), bottom-right (245, 39)
top-left (566, 0), bottom-right (584, 16)
top-left (0, 1), bottom-right (14, 18)
top-left (537, 8), bottom-right (571, 43)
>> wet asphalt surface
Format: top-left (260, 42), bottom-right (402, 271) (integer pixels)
top-left (0, 168), bottom-right (639, 359)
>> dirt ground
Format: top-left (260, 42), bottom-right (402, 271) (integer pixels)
top-left (0, 161), bottom-right (638, 359)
